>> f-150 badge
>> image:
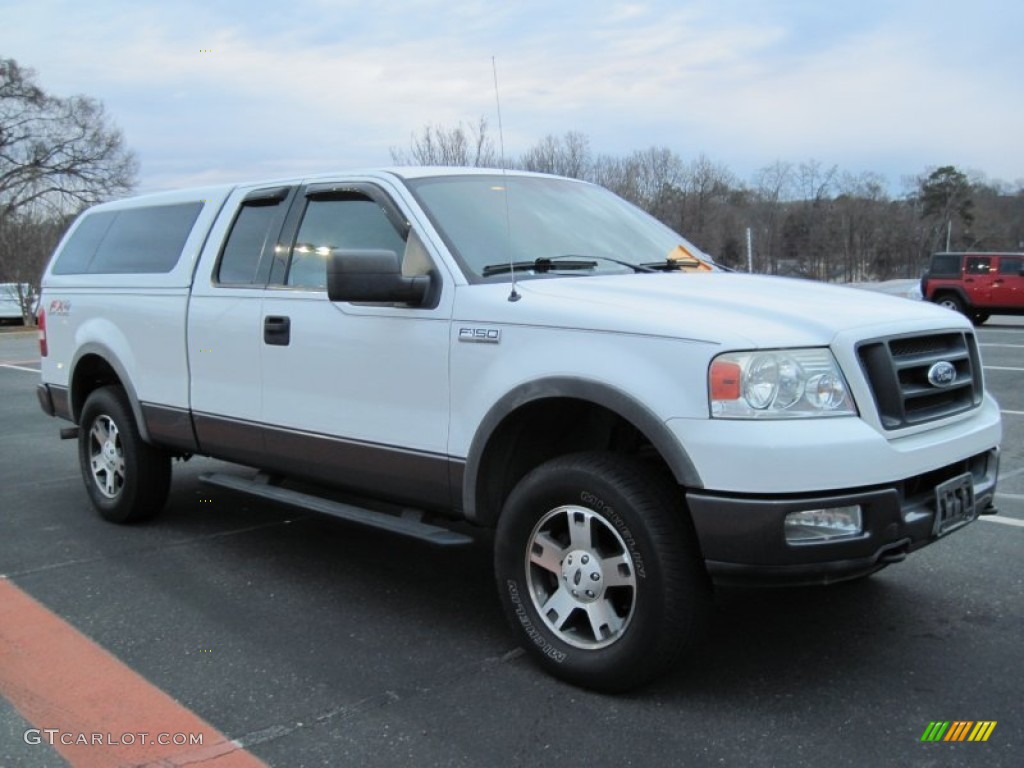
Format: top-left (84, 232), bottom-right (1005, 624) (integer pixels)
top-left (458, 327), bottom-right (501, 344)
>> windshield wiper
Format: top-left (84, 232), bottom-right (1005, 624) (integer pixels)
top-left (482, 254), bottom-right (656, 277)
top-left (560, 254), bottom-right (657, 273)
top-left (481, 257), bottom-right (598, 277)
top-left (638, 257), bottom-right (733, 272)
top-left (637, 259), bottom-right (697, 271)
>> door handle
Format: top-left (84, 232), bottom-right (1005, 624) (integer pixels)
top-left (264, 315), bottom-right (291, 346)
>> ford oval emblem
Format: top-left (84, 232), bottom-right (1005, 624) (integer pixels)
top-left (927, 361), bottom-right (957, 388)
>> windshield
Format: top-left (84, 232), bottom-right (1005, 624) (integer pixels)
top-left (404, 174), bottom-right (711, 281)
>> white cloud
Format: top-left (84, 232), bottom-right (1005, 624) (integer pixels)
top-left (3, 0), bottom-right (1021, 191)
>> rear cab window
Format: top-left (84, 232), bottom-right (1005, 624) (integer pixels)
top-left (215, 187), bottom-right (294, 286)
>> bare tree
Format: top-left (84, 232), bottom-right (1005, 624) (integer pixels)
top-left (520, 131), bottom-right (592, 179)
top-left (0, 57), bottom-right (138, 321)
top-left (389, 116), bottom-right (498, 167)
top-left (0, 58), bottom-right (137, 220)
top-left (597, 146), bottom-right (686, 220)
top-left (679, 154), bottom-right (736, 245)
top-left (782, 161), bottom-right (839, 279)
top-left (970, 179), bottom-right (1024, 252)
top-left (833, 171), bottom-right (889, 281)
top-left (750, 161), bottom-right (794, 274)
top-left (0, 212), bottom-right (67, 321)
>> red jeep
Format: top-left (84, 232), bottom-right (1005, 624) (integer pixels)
top-left (921, 251), bottom-right (1024, 325)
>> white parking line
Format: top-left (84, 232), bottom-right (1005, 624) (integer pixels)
top-left (0, 363), bottom-right (39, 373)
top-left (984, 366), bottom-right (1024, 372)
top-left (980, 516), bottom-right (1024, 528)
top-left (1002, 410), bottom-right (1024, 417)
top-left (980, 343), bottom-right (1024, 349)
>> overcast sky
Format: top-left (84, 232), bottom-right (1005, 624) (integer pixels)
top-left (3, 0), bottom-right (1022, 195)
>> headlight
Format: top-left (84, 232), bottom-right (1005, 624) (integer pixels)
top-left (709, 349), bottom-right (856, 419)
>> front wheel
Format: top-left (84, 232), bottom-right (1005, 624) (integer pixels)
top-left (78, 386), bottom-right (171, 523)
top-left (494, 452), bottom-right (708, 692)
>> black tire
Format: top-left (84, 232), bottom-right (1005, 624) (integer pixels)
top-left (78, 386), bottom-right (171, 523)
top-left (494, 452), bottom-right (708, 692)
top-left (934, 293), bottom-right (966, 315)
top-left (972, 313), bottom-right (989, 326)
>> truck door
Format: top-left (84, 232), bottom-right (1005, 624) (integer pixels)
top-left (188, 185), bottom-right (295, 464)
top-left (963, 255), bottom-right (996, 308)
top-left (258, 181), bottom-right (453, 508)
top-left (990, 255), bottom-right (1023, 310)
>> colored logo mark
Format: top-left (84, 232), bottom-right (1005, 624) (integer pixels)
top-left (921, 721), bottom-right (997, 742)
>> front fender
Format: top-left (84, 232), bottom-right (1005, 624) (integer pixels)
top-left (461, 376), bottom-right (704, 525)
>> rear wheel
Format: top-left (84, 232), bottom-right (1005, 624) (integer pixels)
top-left (78, 386), bottom-right (171, 523)
top-left (495, 452), bottom-right (708, 692)
top-left (972, 313), bottom-right (989, 326)
top-left (935, 293), bottom-right (966, 315)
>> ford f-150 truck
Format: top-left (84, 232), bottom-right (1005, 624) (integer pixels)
top-left (37, 168), bottom-right (1001, 691)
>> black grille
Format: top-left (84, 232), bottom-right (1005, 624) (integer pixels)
top-left (857, 331), bottom-right (983, 429)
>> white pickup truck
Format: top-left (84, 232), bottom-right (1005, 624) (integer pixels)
top-left (37, 168), bottom-right (1001, 691)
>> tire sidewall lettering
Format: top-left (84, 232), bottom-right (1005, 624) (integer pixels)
top-left (579, 490), bottom-right (647, 579)
top-left (506, 579), bottom-right (567, 663)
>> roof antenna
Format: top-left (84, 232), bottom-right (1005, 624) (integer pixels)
top-left (492, 56), bottom-right (520, 302)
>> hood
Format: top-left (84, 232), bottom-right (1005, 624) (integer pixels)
top-left (455, 272), bottom-right (969, 349)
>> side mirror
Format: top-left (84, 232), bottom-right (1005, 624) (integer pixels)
top-left (326, 249), bottom-right (431, 306)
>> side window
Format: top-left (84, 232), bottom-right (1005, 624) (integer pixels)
top-left (51, 212), bottom-right (118, 274)
top-left (286, 196), bottom-right (407, 289)
top-left (998, 257), bottom-right (1022, 275)
top-left (52, 203), bottom-right (202, 275)
top-left (217, 196), bottom-right (287, 285)
top-left (965, 257), bottom-right (992, 275)
top-left (928, 254), bottom-right (961, 277)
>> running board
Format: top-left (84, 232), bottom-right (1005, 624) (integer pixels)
top-left (199, 472), bottom-right (473, 547)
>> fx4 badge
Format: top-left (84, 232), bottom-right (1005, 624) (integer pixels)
top-left (459, 327), bottom-right (501, 344)
top-left (48, 299), bottom-right (72, 316)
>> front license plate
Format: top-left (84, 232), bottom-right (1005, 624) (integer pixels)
top-left (933, 472), bottom-right (976, 536)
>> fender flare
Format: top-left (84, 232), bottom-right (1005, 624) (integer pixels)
top-left (929, 286), bottom-right (973, 310)
top-left (69, 342), bottom-right (152, 443)
top-left (461, 376), bottom-right (703, 524)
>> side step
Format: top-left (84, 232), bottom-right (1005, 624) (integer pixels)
top-left (199, 472), bottom-right (474, 547)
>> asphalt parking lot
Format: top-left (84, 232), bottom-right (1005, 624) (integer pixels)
top-left (1, 317), bottom-right (1022, 768)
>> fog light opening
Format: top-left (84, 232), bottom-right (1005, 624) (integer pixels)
top-left (785, 505), bottom-right (863, 544)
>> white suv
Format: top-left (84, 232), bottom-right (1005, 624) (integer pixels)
top-left (37, 168), bottom-right (1002, 691)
